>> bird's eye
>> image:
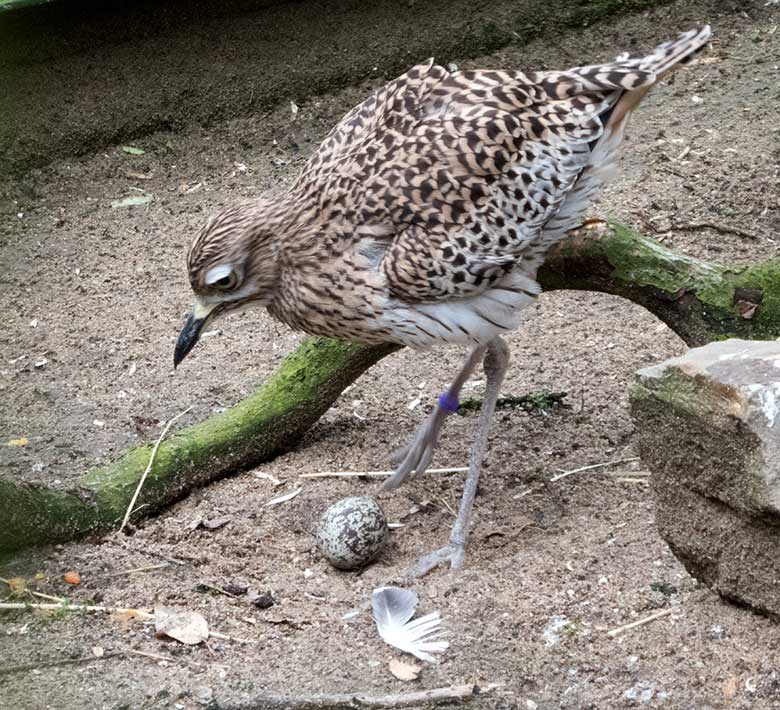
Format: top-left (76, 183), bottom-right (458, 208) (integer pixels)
top-left (212, 271), bottom-right (239, 290)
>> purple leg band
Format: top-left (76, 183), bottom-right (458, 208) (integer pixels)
top-left (438, 391), bottom-right (460, 414)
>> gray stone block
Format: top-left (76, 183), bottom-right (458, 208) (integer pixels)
top-left (631, 339), bottom-right (780, 617)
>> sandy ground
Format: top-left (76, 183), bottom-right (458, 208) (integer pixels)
top-left (1, 0), bottom-right (780, 708)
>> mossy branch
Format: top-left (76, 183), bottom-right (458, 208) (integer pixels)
top-left (539, 222), bottom-right (780, 346)
top-left (2, 221), bottom-right (779, 553)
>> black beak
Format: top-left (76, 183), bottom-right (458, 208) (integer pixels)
top-left (174, 312), bottom-right (208, 368)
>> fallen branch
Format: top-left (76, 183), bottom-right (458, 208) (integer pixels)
top-left (2, 220), bottom-right (779, 552)
top-left (220, 683), bottom-right (504, 710)
top-left (0, 601), bottom-right (256, 644)
top-left (1, 338), bottom-right (398, 552)
top-left (539, 221), bottom-right (780, 347)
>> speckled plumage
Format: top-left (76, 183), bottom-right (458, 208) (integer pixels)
top-left (185, 26), bottom-right (710, 350)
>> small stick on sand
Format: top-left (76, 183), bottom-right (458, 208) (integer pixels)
top-left (0, 577), bottom-right (67, 604)
top-left (119, 405), bottom-right (193, 533)
top-left (607, 608), bottom-right (674, 637)
top-left (514, 457), bottom-right (642, 498)
top-left (209, 630), bottom-right (256, 645)
top-left (126, 648), bottom-right (175, 663)
top-left (674, 220), bottom-right (758, 241)
top-left (0, 602), bottom-right (154, 617)
top-left (220, 683), bottom-right (504, 709)
top-left (0, 652), bottom-right (122, 676)
top-left (300, 466), bottom-right (468, 479)
top-left (96, 563), bottom-right (171, 579)
top-left (0, 601), bottom-right (255, 643)
top-left (550, 457), bottom-right (640, 483)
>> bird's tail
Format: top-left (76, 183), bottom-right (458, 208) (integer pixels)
top-left (535, 26), bottom-right (712, 249)
top-left (605, 25), bottom-right (712, 129)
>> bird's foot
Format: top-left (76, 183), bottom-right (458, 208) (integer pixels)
top-left (409, 542), bottom-right (465, 578)
top-left (381, 395), bottom-right (457, 491)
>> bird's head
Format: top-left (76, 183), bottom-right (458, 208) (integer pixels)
top-left (174, 201), bottom-right (280, 367)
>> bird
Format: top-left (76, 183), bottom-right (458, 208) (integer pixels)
top-left (174, 26), bottom-right (712, 576)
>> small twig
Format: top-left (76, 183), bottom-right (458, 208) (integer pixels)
top-left (0, 602), bottom-right (154, 618)
top-left (119, 405), bottom-right (193, 533)
top-left (197, 582), bottom-right (240, 598)
top-left (110, 537), bottom-right (188, 566)
top-left (300, 466), bottom-right (468, 479)
top-left (607, 608), bottom-right (674, 637)
top-left (674, 220), bottom-right (757, 241)
top-left (96, 563), bottom-right (171, 579)
top-left (0, 577), bottom-right (66, 604)
top-left (221, 683), bottom-right (504, 710)
top-left (515, 457), bottom-right (641, 498)
top-left (550, 457), bottom-right (640, 483)
top-left (0, 652), bottom-right (122, 677)
top-left (126, 648), bottom-right (175, 663)
top-left (209, 630), bottom-right (256, 644)
top-left (1, 601), bottom-right (255, 644)
top-left (435, 495), bottom-right (457, 517)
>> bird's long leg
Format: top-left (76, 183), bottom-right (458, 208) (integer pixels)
top-left (380, 344), bottom-right (487, 492)
top-left (411, 336), bottom-right (510, 577)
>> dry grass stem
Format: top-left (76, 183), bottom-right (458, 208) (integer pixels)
top-left (220, 683), bottom-right (504, 709)
top-left (119, 405), bottom-right (193, 533)
top-left (551, 457), bottom-right (640, 483)
top-left (515, 457), bottom-right (642, 498)
top-left (0, 578), bottom-right (67, 604)
top-left (127, 649), bottom-right (174, 663)
top-left (209, 630), bottom-right (257, 644)
top-left (0, 602), bottom-right (155, 618)
top-left (98, 563), bottom-right (171, 579)
top-left (607, 608), bottom-right (674, 637)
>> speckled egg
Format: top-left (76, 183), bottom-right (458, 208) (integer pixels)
top-left (316, 496), bottom-right (388, 570)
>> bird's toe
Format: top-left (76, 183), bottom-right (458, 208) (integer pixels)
top-left (410, 543), bottom-right (465, 577)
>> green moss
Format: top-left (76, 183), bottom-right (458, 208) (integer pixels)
top-left (79, 337), bottom-right (394, 524)
top-left (631, 369), bottom-right (738, 421)
top-left (603, 223), bottom-right (780, 341)
top-left (605, 222), bottom-right (722, 294)
top-left (0, 480), bottom-right (97, 552)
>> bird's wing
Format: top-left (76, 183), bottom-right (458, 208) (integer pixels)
top-left (296, 28), bottom-right (710, 305)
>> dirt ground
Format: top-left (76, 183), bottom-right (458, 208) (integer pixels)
top-left (1, 0), bottom-right (780, 708)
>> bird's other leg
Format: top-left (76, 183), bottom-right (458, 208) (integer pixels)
top-left (411, 336), bottom-right (510, 577)
top-left (380, 345), bottom-right (487, 492)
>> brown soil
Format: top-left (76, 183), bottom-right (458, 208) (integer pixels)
top-left (2, 1), bottom-right (780, 708)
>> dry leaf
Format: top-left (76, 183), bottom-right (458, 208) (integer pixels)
top-left (125, 170), bottom-right (154, 180)
top-left (722, 675), bottom-right (738, 699)
top-left (201, 515), bottom-right (232, 531)
top-left (111, 194), bottom-right (152, 208)
top-left (252, 471), bottom-right (282, 487)
top-left (110, 607), bottom-right (154, 625)
top-left (63, 571), bottom-right (81, 585)
top-left (5, 577), bottom-right (28, 595)
top-left (154, 606), bottom-right (209, 645)
top-left (388, 658), bottom-right (421, 681)
top-left (6, 438), bottom-right (29, 447)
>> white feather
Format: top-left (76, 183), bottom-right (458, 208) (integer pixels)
top-left (371, 586), bottom-right (449, 663)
